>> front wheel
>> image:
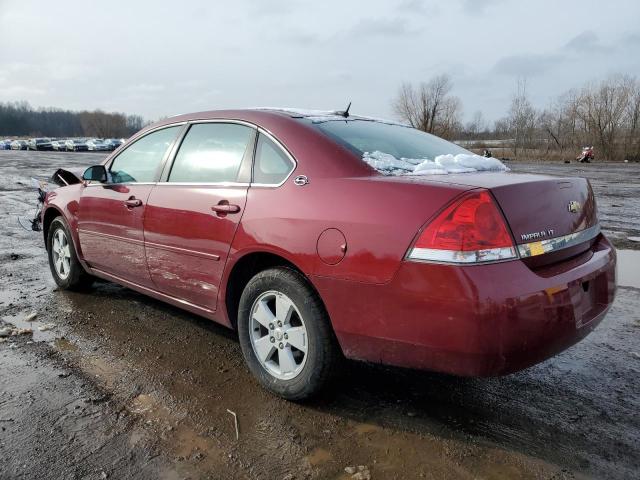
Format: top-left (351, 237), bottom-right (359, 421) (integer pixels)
top-left (237, 268), bottom-right (340, 400)
top-left (47, 217), bottom-right (94, 290)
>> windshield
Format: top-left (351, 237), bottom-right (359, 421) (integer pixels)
top-left (312, 119), bottom-right (507, 176)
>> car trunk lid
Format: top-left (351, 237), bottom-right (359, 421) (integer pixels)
top-left (408, 172), bottom-right (599, 265)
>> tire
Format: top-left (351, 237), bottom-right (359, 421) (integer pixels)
top-left (47, 217), bottom-right (94, 290)
top-left (237, 267), bottom-right (340, 401)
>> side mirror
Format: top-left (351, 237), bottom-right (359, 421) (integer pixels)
top-left (82, 165), bottom-right (107, 183)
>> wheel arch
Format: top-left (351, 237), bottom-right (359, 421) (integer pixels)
top-left (42, 206), bottom-right (65, 251)
top-left (223, 251), bottom-right (329, 332)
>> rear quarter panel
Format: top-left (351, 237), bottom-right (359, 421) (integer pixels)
top-left (229, 176), bottom-right (473, 284)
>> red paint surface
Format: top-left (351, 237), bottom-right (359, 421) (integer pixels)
top-left (43, 109), bottom-right (617, 376)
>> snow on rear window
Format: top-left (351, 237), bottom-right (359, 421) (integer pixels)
top-left (362, 151), bottom-right (509, 176)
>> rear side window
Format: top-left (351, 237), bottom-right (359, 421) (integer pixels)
top-left (168, 123), bottom-right (254, 183)
top-left (253, 134), bottom-right (294, 184)
top-left (110, 126), bottom-right (181, 183)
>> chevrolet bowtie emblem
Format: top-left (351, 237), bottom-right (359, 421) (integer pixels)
top-left (568, 201), bottom-right (582, 213)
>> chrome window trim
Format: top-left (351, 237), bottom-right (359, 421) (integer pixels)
top-left (162, 119), bottom-right (258, 185)
top-left (252, 127), bottom-right (297, 188)
top-left (158, 121), bottom-right (297, 189)
top-left (106, 121), bottom-right (188, 168)
top-left (95, 118), bottom-right (298, 189)
top-left (104, 122), bottom-right (187, 185)
top-left (186, 118), bottom-right (257, 129)
top-left (154, 182), bottom-right (250, 187)
top-left (84, 182), bottom-right (157, 187)
top-left (517, 224), bottom-right (601, 258)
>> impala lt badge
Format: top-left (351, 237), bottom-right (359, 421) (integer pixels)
top-left (521, 229), bottom-right (555, 241)
top-left (568, 201), bottom-right (582, 213)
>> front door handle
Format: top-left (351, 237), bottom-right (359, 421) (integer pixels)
top-left (211, 202), bottom-right (241, 216)
top-left (124, 197), bottom-right (143, 208)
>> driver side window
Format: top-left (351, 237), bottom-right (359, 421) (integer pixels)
top-left (109, 126), bottom-right (181, 183)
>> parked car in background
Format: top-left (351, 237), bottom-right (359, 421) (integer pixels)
top-left (51, 140), bottom-right (68, 151)
top-left (0, 139), bottom-right (12, 150)
top-left (41, 108), bottom-right (616, 400)
top-left (28, 138), bottom-right (53, 151)
top-left (86, 139), bottom-right (109, 151)
top-left (11, 140), bottom-right (28, 150)
top-left (104, 138), bottom-right (123, 150)
top-left (65, 139), bottom-right (88, 152)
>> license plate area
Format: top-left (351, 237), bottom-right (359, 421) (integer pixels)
top-left (573, 275), bottom-right (604, 328)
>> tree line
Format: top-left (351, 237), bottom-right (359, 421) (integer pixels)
top-left (3, 75), bottom-right (639, 161)
top-left (393, 74), bottom-right (640, 161)
top-left (0, 101), bottom-right (147, 138)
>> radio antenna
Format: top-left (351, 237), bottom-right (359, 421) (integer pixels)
top-left (339, 101), bottom-right (351, 118)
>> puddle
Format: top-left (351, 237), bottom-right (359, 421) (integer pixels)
top-left (617, 249), bottom-right (640, 288)
top-left (2, 312), bottom-right (59, 342)
top-left (53, 337), bottom-right (78, 352)
top-left (306, 447), bottom-right (332, 466)
top-left (130, 393), bottom-right (174, 424)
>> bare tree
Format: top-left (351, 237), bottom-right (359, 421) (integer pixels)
top-left (577, 76), bottom-right (632, 160)
top-left (0, 102), bottom-right (145, 137)
top-left (624, 78), bottom-right (640, 160)
top-left (493, 118), bottom-right (511, 139)
top-left (392, 74), bottom-right (462, 139)
top-left (507, 78), bottom-right (537, 159)
top-left (465, 110), bottom-right (487, 138)
top-left (539, 90), bottom-right (581, 161)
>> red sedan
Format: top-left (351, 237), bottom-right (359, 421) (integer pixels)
top-left (43, 109), bottom-right (616, 400)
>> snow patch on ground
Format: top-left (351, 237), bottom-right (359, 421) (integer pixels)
top-left (362, 151), bottom-right (509, 176)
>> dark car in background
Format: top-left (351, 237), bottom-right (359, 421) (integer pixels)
top-left (104, 138), bottom-right (123, 150)
top-left (28, 138), bottom-right (53, 151)
top-left (0, 140), bottom-right (12, 150)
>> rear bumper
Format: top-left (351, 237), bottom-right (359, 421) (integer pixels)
top-left (314, 234), bottom-right (616, 376)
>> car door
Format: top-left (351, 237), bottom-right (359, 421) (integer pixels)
top-left (77, 125), bottom-right (183, 286)
top-left (143, 121), bottom-right (256, 311)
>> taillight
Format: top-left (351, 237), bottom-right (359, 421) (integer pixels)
top-left (407, 189), bottom-right (517, 264)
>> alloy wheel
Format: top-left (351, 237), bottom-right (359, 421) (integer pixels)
top-left (52, 228), bottom-right (71, 280)
top-left (249, 290), bottom-right (308, 380)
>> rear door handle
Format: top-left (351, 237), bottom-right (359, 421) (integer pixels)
top-left (211, 202), bottom-right (241, 216)
top-left (124, 198), bottom-right (143, 208)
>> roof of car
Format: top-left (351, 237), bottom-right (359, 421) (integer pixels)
top-left (133, 108), bottom-right (376, 178)
top-left (152, 108), bottom-right (406, 131)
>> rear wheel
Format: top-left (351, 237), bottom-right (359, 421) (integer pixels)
top-left (47, 217), bottom-right (94, 290)
top-left (237, 268), bottom-right (340, 400)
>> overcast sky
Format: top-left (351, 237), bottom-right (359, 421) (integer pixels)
top-left (1, 0), bottom-right (639, 124)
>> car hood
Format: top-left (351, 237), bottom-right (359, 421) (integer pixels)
top-left (51, 167), bottom-right (85, 187)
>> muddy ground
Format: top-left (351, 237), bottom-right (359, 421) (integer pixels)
top-left (0, 151), bottom-right (639, 480)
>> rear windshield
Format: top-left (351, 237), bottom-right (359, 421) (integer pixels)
top-left (312, 119), bottom-right (507, 176)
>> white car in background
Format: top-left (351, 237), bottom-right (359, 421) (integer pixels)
top-left (11, 140), bottom-right (28, 150)
top-left (86, 139), bottom-right (109, 151)
top-left (65, 139), bottom-right (88, 151)
top-left (51, 140), bottom-right (68, 151)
